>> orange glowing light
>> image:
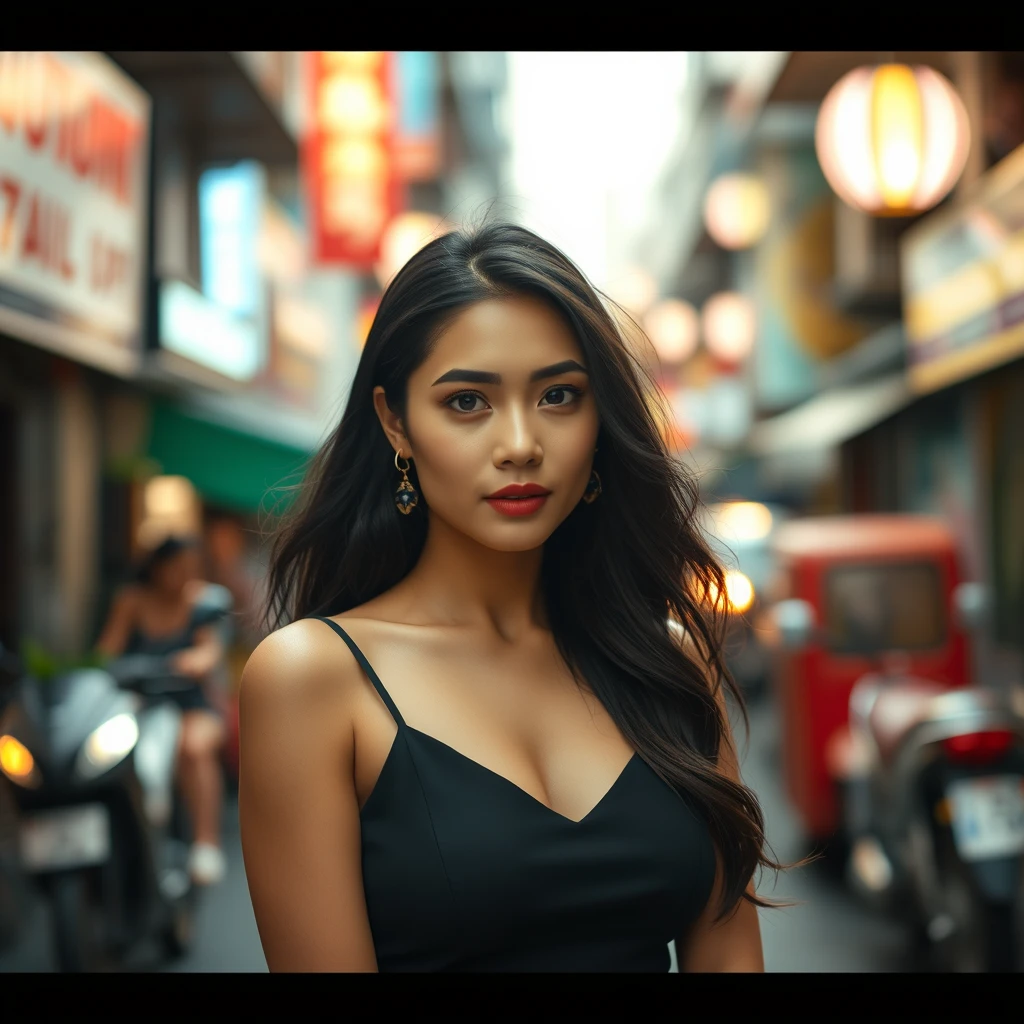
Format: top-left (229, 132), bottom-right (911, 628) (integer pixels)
top-left (692, 570), bottom-right (755, 614)
top-left (0, 735), bottom-right (35, 779)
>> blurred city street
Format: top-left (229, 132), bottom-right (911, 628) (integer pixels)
top-left (2, 49), bottom-right (1024, 973)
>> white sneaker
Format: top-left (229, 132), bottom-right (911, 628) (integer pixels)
top-left (188, 842), bottom-right (226, 886)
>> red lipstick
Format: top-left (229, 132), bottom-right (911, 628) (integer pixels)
top-left (485, 483), bottom-right (551, 517)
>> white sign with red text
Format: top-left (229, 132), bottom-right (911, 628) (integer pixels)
top-left (0, 51), bottom-right (150, 374)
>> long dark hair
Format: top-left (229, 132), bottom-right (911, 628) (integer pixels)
top-left (265, 222), bottom-right (783, 918)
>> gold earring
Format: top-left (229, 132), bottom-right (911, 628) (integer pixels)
top-left (394, 449), bottom-right (419, 514)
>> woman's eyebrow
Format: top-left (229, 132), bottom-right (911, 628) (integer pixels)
top-left (431, 360), bottom-right (588, 386)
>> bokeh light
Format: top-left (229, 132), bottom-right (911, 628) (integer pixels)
top-left (712, 501), bottom-right (774, 542)
top-left (375, 211), bottom-right (447, 288)
top-left (815, 63), bottom-right (971, 216)
top-left (701, 292), bottom-right (756, 364)
top-left (703, 173), bottom-right (771, 249)
top-left (644, 298), bottom-right (699, 364)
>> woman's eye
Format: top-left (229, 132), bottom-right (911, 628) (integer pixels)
top-left (541, 386), bottom-right (581, 407)
top-left (447, 392), bottom-right (487, 413)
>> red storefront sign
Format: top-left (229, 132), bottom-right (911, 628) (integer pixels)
top-left (303, 51), bottom-right (402, 269)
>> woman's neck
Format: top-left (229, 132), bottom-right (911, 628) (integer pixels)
top-left (396, 514), bottom-right (548, 641)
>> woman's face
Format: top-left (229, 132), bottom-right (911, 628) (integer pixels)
top-left (374, 295), bottom-right (601, 553)
top-left (151, 547), bottom-right (202, 598)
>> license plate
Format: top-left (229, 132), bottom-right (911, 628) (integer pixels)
top-left (948, 775), bottom-right (1024, 862)
top-left (19, 804), bottom-right (111, 871)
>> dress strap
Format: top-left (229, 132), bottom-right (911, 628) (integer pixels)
top-left (311, 617), bottom-right (406, 729)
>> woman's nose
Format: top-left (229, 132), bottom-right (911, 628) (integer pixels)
top-left (493, 407), bottom-right (543, 466)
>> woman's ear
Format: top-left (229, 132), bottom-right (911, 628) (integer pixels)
top-left (373, 386), bottom-right (412, 456)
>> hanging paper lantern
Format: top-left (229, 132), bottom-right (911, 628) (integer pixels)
top-left (643, 299), bottom-right (699, 364)
top-left (702, 292), bottom-right (756, 364)
top-left (703, 173), bottom-right (771, 249)
top-left (815, 63), bottom-right (971, 216)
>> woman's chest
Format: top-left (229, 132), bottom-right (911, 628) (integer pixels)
top-left (359, 729), bottom-right (715, 971)
top-left (350, 641), bottom-right (636, 824)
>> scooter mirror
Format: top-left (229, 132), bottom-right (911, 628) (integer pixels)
top-left (952, 582), bottom-right (987, 632)
top-left (773, 599), bottom-right (816, 651)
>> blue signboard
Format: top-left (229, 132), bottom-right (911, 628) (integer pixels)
top-left (159, 160), bottom-right (265, 380)
top-left (397, 51), bottom-right (439, 137)
top-left (198, 161), bottom-right (264, 317)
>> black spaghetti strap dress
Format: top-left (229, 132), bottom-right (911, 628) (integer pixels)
top-left (314, 617), bottom-right (716, 973)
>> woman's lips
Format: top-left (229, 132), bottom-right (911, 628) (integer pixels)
top-left (485, 494), bottom-right (550, 517)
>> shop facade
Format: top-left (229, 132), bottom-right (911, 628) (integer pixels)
top-left (0, 51), bottom-right (152, 655)
top-left (0, 51), bottom-right (361, 661)
top-left (833, 133), bottom-right (1024, 685)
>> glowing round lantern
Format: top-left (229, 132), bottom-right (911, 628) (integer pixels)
top-left (643, 299), bottom-right (699, 364)
top-left (815, 64), bottom-right (971, 216)
top-left (375, 212), bottom-right (446, 288)
top-left (702, 292), bottom-right (756, 364)
top-left (703, 173), bottom-right (771, 250)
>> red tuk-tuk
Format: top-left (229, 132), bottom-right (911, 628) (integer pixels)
top-left (768, 515), bottom-right (972, 842)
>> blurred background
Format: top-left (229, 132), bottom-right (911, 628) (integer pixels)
top-left (1, 50), bottom-right (1024, 973)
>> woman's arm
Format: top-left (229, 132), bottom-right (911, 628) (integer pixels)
top-left (94, 587), bottom-right (140, 658)
top-left (677, 636), bottom-right (765, 972)
top-left (238, 620), bottom-right (378, 972)
top-left (169, 624), bottom-right (224, 680)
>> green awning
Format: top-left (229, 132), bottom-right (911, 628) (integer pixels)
top-left (147, 401), bottom-right (313, 514)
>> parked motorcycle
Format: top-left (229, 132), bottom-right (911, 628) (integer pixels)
top-left (0, 583), bottom-right (232, 971)
top-left (0, 650), bottom-right (31, 954)
top-left (777, 582), bottom-right (1024, 972)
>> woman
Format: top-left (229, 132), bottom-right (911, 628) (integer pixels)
top-left (240, 223), bottom-right (780, 972)
top-left (95, 536), bottom-right (227, 886)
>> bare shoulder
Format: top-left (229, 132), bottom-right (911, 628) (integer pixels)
top-left (240, 617), bottom-right (367, 717)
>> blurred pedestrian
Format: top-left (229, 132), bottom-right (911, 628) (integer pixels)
top-left (95, 535), bottom-right (227, 886)
top-left (240, 223), bottom-right (781, 972)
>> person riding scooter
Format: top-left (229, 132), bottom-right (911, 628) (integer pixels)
top-left (94, 536), bottom-right (228, 887)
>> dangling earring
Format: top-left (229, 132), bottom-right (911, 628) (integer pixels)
top-left (394, 450), bottom-right (419, 514)
top-left (583, 469), bottom-right (602, 504)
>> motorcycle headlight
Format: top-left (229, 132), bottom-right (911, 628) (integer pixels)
top-left (0, 734), bottom-right (41, 789)
top-left (76, 713), bottom-right (139, 781)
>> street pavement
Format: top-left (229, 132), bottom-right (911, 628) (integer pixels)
top-left (1, 692), bottom-right (911, 973)
top-left (741, 695), bottom-right (910, 972)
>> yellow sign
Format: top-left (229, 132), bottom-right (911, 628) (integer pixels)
top-left (902, 143), bottom-right (1024, 394)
